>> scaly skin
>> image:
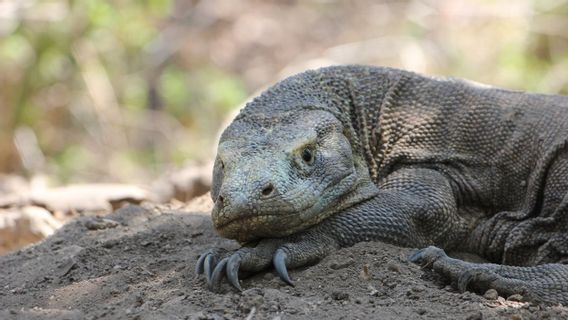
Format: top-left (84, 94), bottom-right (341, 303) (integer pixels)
top-left (196, 65), bottom-right (568, 304)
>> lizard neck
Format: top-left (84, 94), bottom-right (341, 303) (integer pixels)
top-left (327, 156), bottom-right (380, 217)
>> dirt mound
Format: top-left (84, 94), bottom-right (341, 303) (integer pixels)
top-left (1, 195), bottom-right (567, 319)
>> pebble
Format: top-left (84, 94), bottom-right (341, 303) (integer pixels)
top-left (483, 289), bottom-right (498, 300)
top-left (507, 294), bottom-right (524, 302)
top-left (140, 241), bottom-right (152, 247)
top-left (465, 311), bottom-right (483, 320)
top-left (386, 261), bottom-right (401, 273)
top-left (102, 241), bottom-right (116, 249)
top-left (84, 218), bottom-right (119, 230)
top-left (329, 258), bottom-right (355, 270)
top-left (331, 291), bottom-right (349, 301)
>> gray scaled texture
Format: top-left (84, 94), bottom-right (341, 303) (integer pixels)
top-left (196, 65), bottom-right (568, 304)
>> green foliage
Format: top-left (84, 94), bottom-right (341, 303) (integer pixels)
top-left (0, 0), bottom-right (247, 183)
top-left (1, 0), bottom-right (567, 184)
top-left (162, 66), bottom-right (191, 117)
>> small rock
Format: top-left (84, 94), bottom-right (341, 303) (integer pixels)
top-left (507, 294), bottom-right (524, 302)
top-left (59, 258), bottom-right (77, 276)
top-left (242, 288), bottom-right (264, 307)
top-left (386, 261), bottom-right (401, 273)
top-left (483, 289), bottom-right (499, 300)
top-left (331, 291), bottom-right (349, 301)
top-left (368, 285), bottom-right (379, 296)
top-left (465, 311), bottom-right (483, 320)
top-left (329, 257), bottom-right (355, 270)
top-left (406, 289), bottom-right (420, 300)
top-left (416, 308), bottom-right (427, 315)
top-left (140, 241), bottom-right (152, 247)
top-left (411, 286), bottom-right (425, 292)
top-left (84, 217), bottom-right (119, 230)
top-left (102, 240), bottom-right (117, 249)
top-left (263, 273), bottom-right (274, 280)
top-left (511, 314), bottom-right (522, 320)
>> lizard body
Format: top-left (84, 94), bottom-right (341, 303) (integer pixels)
top-left (196, 65), bottom-right (568, 303)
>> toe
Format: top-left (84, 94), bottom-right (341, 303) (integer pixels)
top-left (204, 254), bottom-right (217, 283)
top-left (408, 249), bottom-right (427, 264)
top-left (195, 248), bottom-right (228, 282)
top-left (274, 249), bottom-right (294, 286)
top-left (195, 251), bottom-right (208, 275)
top-left (227, 254), bottom-right (243, 291)
top-left (209, 257), bottom-right (229, 290)
top-left (409, 246), bottom-right (446, 266)
top-left (457, 269), bottom-right (476, 293)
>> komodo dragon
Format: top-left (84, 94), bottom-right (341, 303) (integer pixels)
top-left (196, 65), bottom-right (568, 304)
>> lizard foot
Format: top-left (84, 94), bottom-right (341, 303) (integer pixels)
top-left (408, 246), bottom-right (568, 303)
top-left (196, 234), bottom-right (337, 292)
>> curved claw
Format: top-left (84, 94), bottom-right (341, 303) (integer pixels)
top-left (227, 255), bottom-right (243, 291)
top-left (195, 252), bottom-right (206, 275)
top-left (408, 249), bottom-right (425, 264)
top-left (409, 246), bottom-right (446, 268)
top-left (204, 254), bottom-right (217, 283)
top-left (273, 249), bottom-right (294, 287)
top-left (208, 257), bottom-right (229, 290)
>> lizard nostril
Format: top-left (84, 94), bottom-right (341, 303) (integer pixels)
top-left (261, 184), bottom-right (274, 197)
top-left (217, 195), bottom-right (224, 206)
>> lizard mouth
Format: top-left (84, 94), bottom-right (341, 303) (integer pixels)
top-left (213, 170), bottom-right (357, 238)
top-left (215, 212), bottom-right (288, 230)
top-left (214, 211), bottom-right (303, 242)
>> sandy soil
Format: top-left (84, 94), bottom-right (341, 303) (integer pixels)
top-left (1, 195), bottom-right (567, 320)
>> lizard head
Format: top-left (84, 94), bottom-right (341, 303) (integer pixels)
top-left (211, 109), bottom-right (378, 243)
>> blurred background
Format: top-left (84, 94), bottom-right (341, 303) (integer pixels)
top-left (2, 0), bottom-right (568, 186)
top-left (1, 0), bottom-right (568, 253)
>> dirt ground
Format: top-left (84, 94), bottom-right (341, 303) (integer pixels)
top-left (1, 195), bottom-right (568, 320)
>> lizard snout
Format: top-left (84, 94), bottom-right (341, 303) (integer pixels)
top-left (216, 180), bottom-right (277, 210)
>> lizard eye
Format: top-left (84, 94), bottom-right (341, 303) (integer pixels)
top-left (302, 148), bottom-right (314, 165)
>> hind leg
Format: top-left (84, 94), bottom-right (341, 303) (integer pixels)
top-left (502, 151), bottom-right (568, 266)
top-left (410, 246), bottom-right (568, 304)
top-left (412, 152), bottom-right (568, 304)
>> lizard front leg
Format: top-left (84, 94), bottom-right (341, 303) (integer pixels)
top-left (197, 168), bottom-right (468, 291)
top-left (196, 226), bottom-right (340, 290)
